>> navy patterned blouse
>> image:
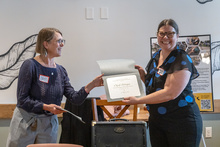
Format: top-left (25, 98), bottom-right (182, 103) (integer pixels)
top-left (16, 58), bottom-right (88, 115)
top-left (145, 48), bottom-right (199, 117)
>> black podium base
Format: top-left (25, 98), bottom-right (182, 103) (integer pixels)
top-left (92, 121), bottom-right (147, 147)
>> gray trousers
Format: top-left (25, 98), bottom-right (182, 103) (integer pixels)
top-left (6, 107), bottom-right (58, 147)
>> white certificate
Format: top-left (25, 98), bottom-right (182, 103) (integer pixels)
top-left (97, 59), bottom-right (145, 102)
top-left (106, 75), bottom-right (141, 99)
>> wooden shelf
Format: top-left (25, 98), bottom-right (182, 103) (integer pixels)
top-left (1, 99), bottom-right (220, 119)
top-left (120, 109), bottom-right (149, 121)
top-left (0, 103), bottom-right (65, 119)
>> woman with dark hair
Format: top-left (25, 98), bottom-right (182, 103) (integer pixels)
top-left (123, 19), bottom-right (202, 147)
top-left (7, 28), bottom-right (103, 147)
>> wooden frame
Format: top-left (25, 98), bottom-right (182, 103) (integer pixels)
top-left (91, 98), bottom-right (138, 121)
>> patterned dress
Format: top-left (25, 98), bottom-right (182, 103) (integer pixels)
top-left (145, 48), bottom-right (202, 147)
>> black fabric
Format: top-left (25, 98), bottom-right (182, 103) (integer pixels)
top-left (149, 102), bottom-right (202, 147)
top-left (59, 98), bottom-right (105, 147)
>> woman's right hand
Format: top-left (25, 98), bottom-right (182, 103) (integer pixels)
top-left (43, 104), bottom-right (65, 114)
top-left (135, 65), bottom-right (146, 82)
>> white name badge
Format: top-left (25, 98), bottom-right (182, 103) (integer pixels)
top-left (157, 68), bottom-right (164, 76)
top-left (39, 74), bottom-right (49, 83)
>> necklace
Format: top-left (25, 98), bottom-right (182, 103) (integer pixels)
top-left (39, 56), bottom-right (56, 76)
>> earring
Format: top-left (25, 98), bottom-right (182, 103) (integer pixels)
top-left (44, 48), bottom-right (47, 57)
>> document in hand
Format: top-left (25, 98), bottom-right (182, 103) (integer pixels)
top-left (97, 59), bottom-right (145, 102)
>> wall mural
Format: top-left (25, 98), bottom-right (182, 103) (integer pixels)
top-left (0, 34), bottom-right (219, 90)
top-left (211, 41), bottom-right (220, 74)
top-left (197, 0), bottom-right (213, 4)
top-left (0, 34), bottom-right (37, 90)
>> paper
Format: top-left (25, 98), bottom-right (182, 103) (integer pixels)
top-left (56, 107), bottom-right (85, 124)
top-left (97, 59), bottom-right (145, 102)
top-left (107, 75), bottom-right (141, 99)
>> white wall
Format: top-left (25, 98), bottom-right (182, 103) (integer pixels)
top-left (1, 0), bottom-right (220, 104)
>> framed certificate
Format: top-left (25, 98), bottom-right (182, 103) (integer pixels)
top-left (97, 59), bottom-right (145, 102)
top-left (106, 75), bottom-right (141, 99)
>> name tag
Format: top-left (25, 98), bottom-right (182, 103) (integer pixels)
top-left (39, 74), bottom-right (49, 83)
top-left (157, 68), bottom-right (164, 76)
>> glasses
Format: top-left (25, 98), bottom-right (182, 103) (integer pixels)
top-left (157, 31), bottom-right (176, 38)
top-left (57, 39), bottom-right (65, 45)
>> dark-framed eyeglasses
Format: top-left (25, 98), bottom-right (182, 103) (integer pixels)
top-left (157, 31), bottom-right (176, 38)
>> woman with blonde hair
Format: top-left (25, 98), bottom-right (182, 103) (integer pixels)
top-left (7, 28), bottom-right (103, 147)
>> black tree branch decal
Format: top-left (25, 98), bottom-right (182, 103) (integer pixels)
top-left (0, 34), bottom-right (37, 90)
top-left (211, 41), bottom-right (220, 74)
top-left (197, 0), bottom-right (213, 4)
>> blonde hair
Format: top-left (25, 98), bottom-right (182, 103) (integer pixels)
top-left (35, 28), bottom-right (62, 55)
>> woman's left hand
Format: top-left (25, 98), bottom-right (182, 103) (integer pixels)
top-left (92, 74), bottom-right (104, 87)
top-left (122, 96), bottom-right (139, 105)
top-left (85, 74), bottom-right (104, 93)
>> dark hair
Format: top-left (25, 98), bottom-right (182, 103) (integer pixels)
top-left (35, 28), bottom-right (62, 55)
top-left (157, 19), bottom-right (179, 34)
